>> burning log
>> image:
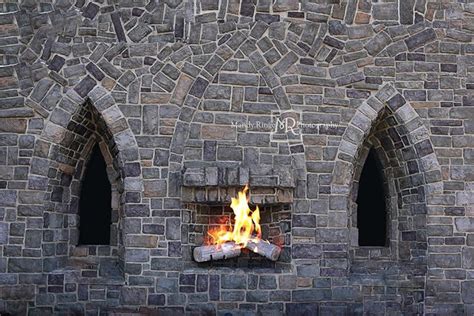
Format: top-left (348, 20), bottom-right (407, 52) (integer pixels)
top-left (193, 242), bottom-right (241, 262)
top-left (245, 239), bottom-right (281, 261)
top-left (193, 240), bottom-right (281, 262)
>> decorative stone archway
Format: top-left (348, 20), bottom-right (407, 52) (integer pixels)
top-left (25, 85), bottom-right (144, 276)
top-left (331, 83), bottom-right (444, 313)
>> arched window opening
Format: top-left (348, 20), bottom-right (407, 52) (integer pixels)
top-left (79, 144), bottom-right (112, 245)
top-left (357, 147), bottom-right (388, 247)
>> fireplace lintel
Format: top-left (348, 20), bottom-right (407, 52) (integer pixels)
top-left (181, 165), bottom-right (294, 204)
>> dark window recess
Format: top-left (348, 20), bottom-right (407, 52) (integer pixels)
top-left (79, 144), bottom-right (111, 245)
top-left (357, 148), bottom-right (387, 247)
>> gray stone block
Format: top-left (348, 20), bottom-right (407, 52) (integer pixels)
top-left (148, 294), bottom-right (165, 306)
top-left (18, 205), bottom-right (44, 216)
top-left (189, 77), bottom-right (209, 98)
top-left (456, 218), bottom-right (474, 232)
top-left (128, 23), bottom-right (152, 43)
top-left (185, 303), bottom-right (215, 314)
top-left (292, 244), bottom-right (322, 259)
top-left (462, 281), bottom-right (474, 304)
top-left (246, 291), bottom-right (268, 302)
top-left (98, 59), bottom-right (122, 79)
top-left (220, 73), bottom-right (259, 86)
top-left (221, 274), bottom-right (246, 289)
top-left (125, 249), bottom-right (150, 263)
top-left (0, 285), bottom-right (35, 300)
top-left (118, 70), bottom-right (136, 87)
top-left (205, 167), bottom-right (218, 186)
top-left (124, 204), bottom-right (150, 217)
top-left (154, 73), bottom-right (176, 92)
top-left (120, 287), bottom-right (147, 305)
top-left (221, 290), bottom-right (245, 301)
top-left (24, 230), bottom-right (41, 248)
top-left (156, 278), bottom-right (179, 293)
top-left (0, 222), bottom-right (7, 244)
top-left (373, 3), bottom-right (398, 20)
top-left (429, 254), bottom-right (461, 268)
top-left (74, 76), bottom-right (96, 98)
top-left (250, 21), bottom-right (268, 39)
top-left (166, 218), bottom-right (181, 240)
top-left (144, 180), bottom-right (167, 197)
top-left (293, 214), bottom-right (316, 228)
top-left (273, 51), bottom-right (298, 76)
top-left (462, 247), bottom-right (474, 269)
top-left (259, 275), bottom-right (277, 289)
top-left (111, 12), bottom-right (126, 42)
top-left (8, 258), bottom-right (42, 272)
top-left (30, 78), bottom-right (53, 103)
top-left (405, 29), bottom-right (437, 50)
top-left (286, 303), bottom-right (320, 315)
top-left (292, 289), bottom-right (331, 302)
top-left (0, 190), bottom-right (16, 206)
top-left (365, 32), bottom-right (392, 56)
top-left (329, 62), bottom-right (358, 78)
top-left (323, 35), bottom-right (345, 49)
top-left (82, 2), bottom-right (99, 19)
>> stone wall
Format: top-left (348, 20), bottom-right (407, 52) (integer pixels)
top-left (0, 0), bottom-right (473, 314)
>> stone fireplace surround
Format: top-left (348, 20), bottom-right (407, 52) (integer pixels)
top-left (181, 164), bottom-right (295, 270)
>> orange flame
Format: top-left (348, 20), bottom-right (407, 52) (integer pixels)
top-left (208, 185), bottom-right (262, 247)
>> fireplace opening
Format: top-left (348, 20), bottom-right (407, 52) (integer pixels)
top-left (356, 147), bottom-right (387, 247)
top-left (187, 202), bottom-right (291, 270)
top-left (79, 144), bottom-right (112, 245)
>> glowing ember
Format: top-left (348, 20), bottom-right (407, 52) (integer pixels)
top-left (207, 185), bottom-right (262, 247)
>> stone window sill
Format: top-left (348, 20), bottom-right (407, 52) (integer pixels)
top-left (62, 245), bottom-right (125, 284)
top-left (352, 245), bottom-right (394, 261)
top-left (71, 245), bottom-right (119, 257)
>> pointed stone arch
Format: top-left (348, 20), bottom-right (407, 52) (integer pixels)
top-left (164, 28), bottom-right (308, 201)
top-left (333, 83), bottom-right (443, 195)
top-left (168, 29), bottom-right (297, 162)
top-left (25, 84), bottom-right (144, 274)
top-left (330, 83), bottom-right (445, 313)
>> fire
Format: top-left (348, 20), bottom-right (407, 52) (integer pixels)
top-left (195, 185), bottom-right (281, 263)
top-left (208, 185), bottom-right (262, 247)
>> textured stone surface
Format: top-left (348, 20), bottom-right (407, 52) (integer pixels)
top-left (405, 29), bottom-right (437, 50)
top-left (128, 24), bottom-right (153, 43)
top-left (0, 1), bottom-right (472, 315)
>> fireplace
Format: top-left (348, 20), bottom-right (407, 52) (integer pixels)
top-left (180, 166), bottom-right (294, 272)
top-left (186, 201), bottom-right (291, 267)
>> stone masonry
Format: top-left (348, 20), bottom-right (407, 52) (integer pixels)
top-left (0, 0), bottom-right (473, 315)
